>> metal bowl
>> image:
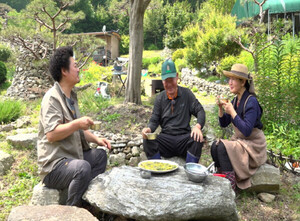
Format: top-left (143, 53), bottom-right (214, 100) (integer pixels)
top-left (184, 163), bottom-right (208, 183)
top-left (145, 133), bottom-right (157, 140)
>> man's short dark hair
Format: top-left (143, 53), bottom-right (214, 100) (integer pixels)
top-left (49, 46), bottom-right (74, 82)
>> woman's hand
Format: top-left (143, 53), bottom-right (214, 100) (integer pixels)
top-left (222, 102), bottom-right (237, 119)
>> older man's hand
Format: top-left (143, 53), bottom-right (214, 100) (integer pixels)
top-left (142, 127), bottom-right (151, 139)
top-left (191, 124), bottom-right (203, 142)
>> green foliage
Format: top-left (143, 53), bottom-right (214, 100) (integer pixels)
top-left (172, 48), bottom-right (185, 61)
top-left (78, 88), bottom-right (111, 115)
top-left (0, 99), bottom-right (23, 123)
top-left (216, 55), bottom-right (236, 74)
top-left (182, 4), bottom-right (240, 70)
top-left (78, 61), bottom-right (113, 86)
top-left (144, 0), bottom-right (165, 50)
top-left (120, 35), bottom-right (130, 55)
top-left (256, 35), bottom-right (300, 125)
top-left (0, 61), bottom-right (7, 85)
top-left (164, 1), bottom-right (193, 49)
top-left (0, 44), bottom-right (11, 62)
top-left (264, 123), bottom-right (300, 158)
top-left (192, 86), bottom-right (198, 92)
top-left (174, 58), bottom-right (188, 72)
top-left (142, 57), bottom-right (163, 69)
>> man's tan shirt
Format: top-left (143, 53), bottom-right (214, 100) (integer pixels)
top-left (37, 82), bottom-right (85, 180)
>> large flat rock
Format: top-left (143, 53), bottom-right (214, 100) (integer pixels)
top-left (8, 205), bottom-right (97, 221)
top-left (6, 133), bottom-right (38, 148)
top-left (84, 166), bottom-right (238, 221)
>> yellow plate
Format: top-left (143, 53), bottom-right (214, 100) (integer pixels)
top-left (138, 160), bottom-right (179, 173)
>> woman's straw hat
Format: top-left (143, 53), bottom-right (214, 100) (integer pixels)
top-left (223, 64), bottom-right (250, 80)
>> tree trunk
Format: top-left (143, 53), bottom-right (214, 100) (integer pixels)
top-left (125, 0), bottom-right (151, 104)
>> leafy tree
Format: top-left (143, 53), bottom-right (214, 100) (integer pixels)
top-left (182, 4), bottom-right (240, 71)
top-left (163, 0), bottom-right (193, 49)
top-left (233, 0), bottom-right (291, 73)
top-left (144, 0), bottom-right (165, 49)
top-left (0, 0), bottom-right (30, 12)
top-left (1, 0), bottom-right (104, 69)
top-left (0, 60), bottom-right (6, 84)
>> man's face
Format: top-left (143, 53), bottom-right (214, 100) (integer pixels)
top-left (63, 57), bottom-right (80, 85)
top-left (162, 75), bottom-right (178, 96)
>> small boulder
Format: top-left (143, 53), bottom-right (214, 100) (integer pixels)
top-left (257, 193), bottom-right (276, 203)
top-left (30, 182), bottom-right (67, 205)
top-left (6, 133), bottom-right (38, 148)
top-left (109, 153), bottom-right (126, 166)
top-left (0, 150), bottom-right (14, 175)
top-left (8, 205), bottom-right (97, 221)
top-left (249, 164), bottom-right (281, 193)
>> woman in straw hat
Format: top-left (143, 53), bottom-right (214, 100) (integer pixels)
top-left (211, 64), bottom-right (267, 191)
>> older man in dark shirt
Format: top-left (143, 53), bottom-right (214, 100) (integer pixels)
top-left (142, 59), bottom-right (205, 163)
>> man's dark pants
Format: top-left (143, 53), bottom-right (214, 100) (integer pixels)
top-left (43, 148), bottom-right (107, 206)
top-left (143, 133), bottom-right (203, 162)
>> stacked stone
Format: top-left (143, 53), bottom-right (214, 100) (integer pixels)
top-left (91, 131), bottom-right (147, 167)
top-left (6, 44), bottom-right (53, 100)
top-left (181, 68), bottom-right (231, 97)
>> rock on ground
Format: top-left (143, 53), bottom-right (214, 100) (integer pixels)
top-left (30, 182), bottom-right (67, 206)
top-left (7, 205), bottom-right (97, 221)
top-left (0, 150), bottom-right (14, 175)
top-left (6, 133), bottom-right (38, 148)
top-left (249, 164), bottom-right (281, 193)
top-left (257, 193), bottom-right (276, 203)
top-left (84, 166), bottom-right (238, 221)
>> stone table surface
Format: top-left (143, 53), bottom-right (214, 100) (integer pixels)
top-left (84, 165), bottom-right (238, 221)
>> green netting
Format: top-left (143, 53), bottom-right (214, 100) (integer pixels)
top-left (232, 0), bottom-right (300, 22)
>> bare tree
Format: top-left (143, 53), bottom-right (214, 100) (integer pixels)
top-left (125, 0), bottom-right (151, 104)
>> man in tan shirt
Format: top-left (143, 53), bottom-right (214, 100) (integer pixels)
top-left (37, 46), bottom-right (111, 207)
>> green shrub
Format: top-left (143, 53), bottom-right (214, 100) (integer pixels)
top-left (0, 61), bottom-right (7, 85)
top-left (207, 76), bottom-right (219, 82)
top-left (217, 55), bottom-right (237, 75)
top-left (78, 61), bottom-right (112, 86)
top-left (0, 99), bottom-right (23, 124)
top-left (147, 44), bottom-right (159, 50)
top-left (172, 49), bottom-right (185, 61)
top-left (142, 57), bottom-right (162, 69)
top-left (148, 62), bottom-right (162, 74)
top-left (120, 35), bottom-right (129, 55)
top-left (192, 86), bottom-right (198, 92)
top-left (175, 58), bottom-right (188, 72)
top-left (264, 122), bottom-right (300, 158)
top-left (0, 45), bottom-right (11, 62)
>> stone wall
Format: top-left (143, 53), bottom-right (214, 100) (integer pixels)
top-left (181, 68), bottom-right (231, 97)
top-left (6, 45), bottom-right (53, 100)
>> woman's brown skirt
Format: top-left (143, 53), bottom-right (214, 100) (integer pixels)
top-left (220, 127), bottom-right (267, 189)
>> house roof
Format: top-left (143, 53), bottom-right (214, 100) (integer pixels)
top-left (74, 31), bottom-right (121, 40)
top-left (232, 0), bottom-right (300, 22)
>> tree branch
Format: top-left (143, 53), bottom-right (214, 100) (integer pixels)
top-left (78, 48), bottom-right (98, 69)
top-left (143, 0), bottom-right (151, 12)
top-left (257, 36), bottom-right (276, 54)
top-left (53, 3), bottom-right (69, 19)
top-left (16, 36), bottom-right (40, 60)
top-left (56, 18), bottom-right (71, 31)
top-left (34, 13), bottom-right (53, 30)
top-left (234, 36), bottom-right (254, 55)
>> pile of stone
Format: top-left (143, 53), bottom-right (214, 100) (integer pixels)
top-left (181, 68), bottom-right (231, 97)
top-left (92, 131), bottom-right (147, 167)
top-left (5, 44), bottom-right (53, 100)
